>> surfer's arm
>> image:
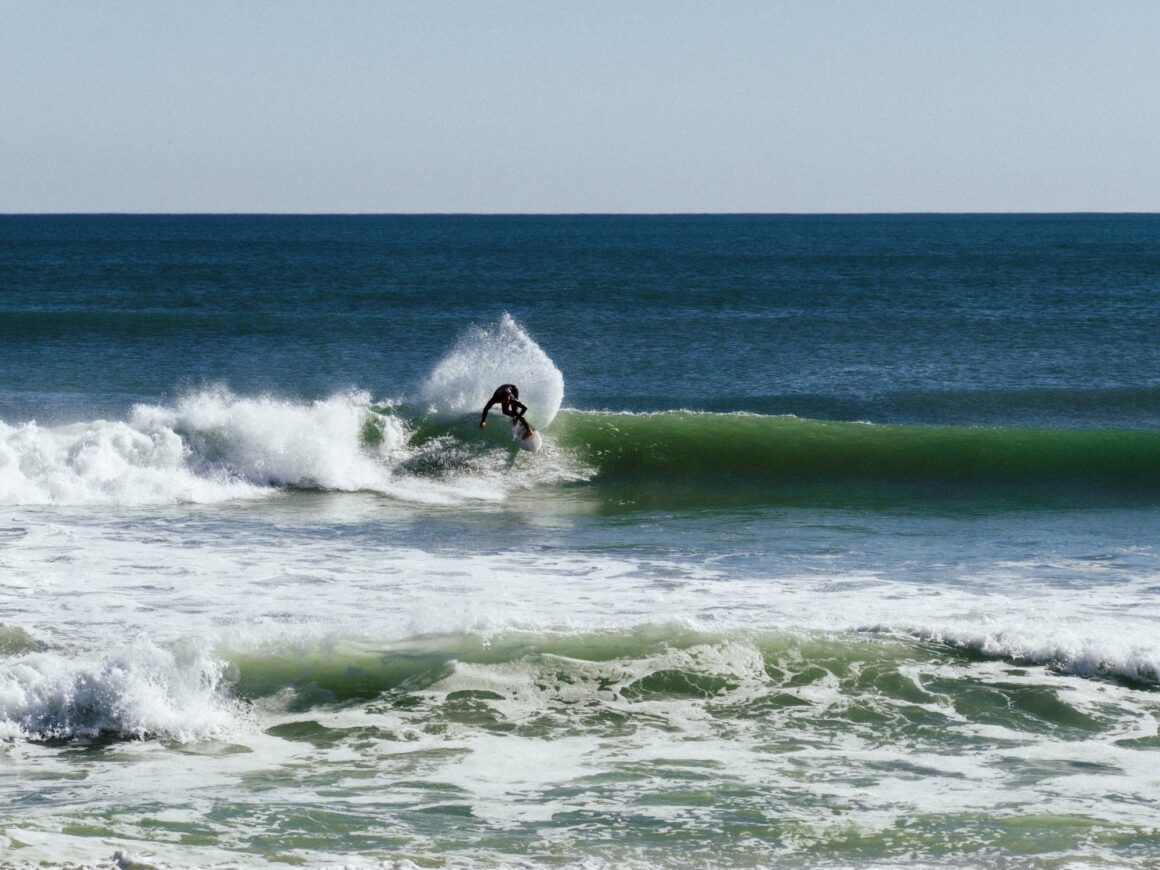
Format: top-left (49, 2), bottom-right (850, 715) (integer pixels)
top-left (480, 399), bottom-right (498, 428)
top-left (510, 399), bottom-right (528, 417)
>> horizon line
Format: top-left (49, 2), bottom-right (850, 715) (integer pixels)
top-left (3, 210), bottom-right (1160, 218)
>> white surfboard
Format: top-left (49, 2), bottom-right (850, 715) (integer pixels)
top-left (512, 418), bottom-right (542, 452)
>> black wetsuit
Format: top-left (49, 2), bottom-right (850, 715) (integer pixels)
top-left (480, 384), bottom-right (528, 427)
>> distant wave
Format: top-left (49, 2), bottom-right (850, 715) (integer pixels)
top-left (680, 384), bottom-right (1160, 429)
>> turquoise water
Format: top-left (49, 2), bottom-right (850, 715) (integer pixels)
top-left (1, 215), bottom-right (1159, 866)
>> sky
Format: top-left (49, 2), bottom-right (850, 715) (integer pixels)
top-left (2, 1), bottom-right (1158, 213)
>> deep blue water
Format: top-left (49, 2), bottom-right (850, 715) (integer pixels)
top-left (3, 213), bottom-right (1159, 425)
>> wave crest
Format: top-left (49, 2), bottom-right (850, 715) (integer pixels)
top-left (0, 414), bottom-right (263, 506)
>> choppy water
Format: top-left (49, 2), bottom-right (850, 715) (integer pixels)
top-left (1, 215), bottom-right (1159, 867)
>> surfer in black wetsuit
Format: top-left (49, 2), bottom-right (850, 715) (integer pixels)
top-left (479, 383), bottom-right (529, 430)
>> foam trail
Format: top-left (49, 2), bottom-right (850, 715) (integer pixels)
top-left (419, 313), bottom-right (565, 428)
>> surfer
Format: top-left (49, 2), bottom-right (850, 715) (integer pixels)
top-left (479, 383), bottom-right (529, 430)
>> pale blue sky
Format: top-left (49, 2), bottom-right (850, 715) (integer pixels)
top-left (2, 1), bottom-right (1158, 212)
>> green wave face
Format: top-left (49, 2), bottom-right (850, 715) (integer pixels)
top-left (549, 411), bottom-right (1160, 506)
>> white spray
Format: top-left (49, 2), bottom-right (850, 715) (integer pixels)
top-left (419, 313), bottom-right (565, 428)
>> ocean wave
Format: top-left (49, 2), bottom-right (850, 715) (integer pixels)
top-left (0, 637), bottom-right (242, 743)
top-left (0, 314), bottom-right (580, 507)
top-left (0, 389), bottom-right (399, 506)
top-left (224, 622), bottom-right (1160, 711)
top-left (136, 387), bottom-right (406, 491)
top-left (893, 624), bottom-right (1160, 685)
top-left (4, 397), bottom-right (1159, 508)
top-left (5, 620), bottom-right (1155, 747)
top-left (0, 386), bottom-right (593, 507)
top-left (551, 410), bottom-right (1160, 499)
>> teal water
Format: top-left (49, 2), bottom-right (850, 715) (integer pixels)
top-left (1, 215), bottom-right (1159, 867)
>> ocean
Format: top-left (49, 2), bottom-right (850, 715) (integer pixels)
top-left (1, 214), bottom-right (1159, 867)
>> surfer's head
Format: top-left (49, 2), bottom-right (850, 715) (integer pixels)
top-left (509, 385), bottom-right (519, 399)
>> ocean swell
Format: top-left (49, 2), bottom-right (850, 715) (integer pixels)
top-left (553, 410), bottom-right (1160, 497)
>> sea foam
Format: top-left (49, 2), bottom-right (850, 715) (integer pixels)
top-left (0, 415), bottom-right (263, 506)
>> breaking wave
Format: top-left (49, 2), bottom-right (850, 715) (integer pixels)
top-left (0, 637), bottom-right (241, 743)
top-left (0, 316), bottom-right (578, 507)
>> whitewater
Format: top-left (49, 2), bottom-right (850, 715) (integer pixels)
top-left (0, 315), bottom-right (573, 508)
